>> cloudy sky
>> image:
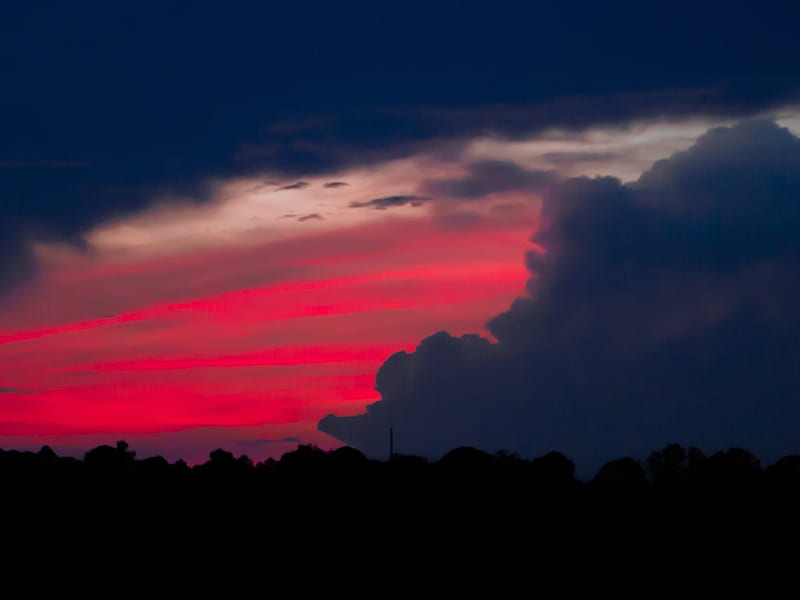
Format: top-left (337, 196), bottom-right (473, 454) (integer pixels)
top-left (2, 2), bottom-right (800, 468)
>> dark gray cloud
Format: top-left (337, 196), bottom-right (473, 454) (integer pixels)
top-left (539, 152), bottom-right (618, 165)
top-left (0, 387), bottom-right (37, 394)
top-left (320, 120), bottom-right (800, 475)
top-left (349, 195), bottom-right (429, 210)
top-left (239, 89), bottom-right (800, 177)
top-left (0, 166), bottom-right (208, 294)
top-left (323, 181), bottom-right (349, 188)
top-left (428, 160), bottom-right (557, 198)
top-left (278, 181), bottom-right (310, 191)
top-left (297, 213), bottom-right (323, 222)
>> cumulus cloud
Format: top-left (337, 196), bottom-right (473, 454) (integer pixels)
top-left (349, 195), bottom-right (429, 210)
top-left (319, 119), bottom-right (800, 474)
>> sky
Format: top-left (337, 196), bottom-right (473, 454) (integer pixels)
top-left (2, 1), bottom-right (800, 469)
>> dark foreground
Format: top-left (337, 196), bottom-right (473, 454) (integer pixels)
top-left (2, 441), bottom-right (798, 586)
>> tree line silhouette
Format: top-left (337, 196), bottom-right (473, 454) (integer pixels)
top-left (3, 440), bottom-right (799, 576)
top-left (3, 440), bottom-right (799, 503)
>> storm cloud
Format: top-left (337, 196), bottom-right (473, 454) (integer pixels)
top-left (319, 120), bottom-right (800, 473)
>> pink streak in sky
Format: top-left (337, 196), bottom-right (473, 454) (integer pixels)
top-left (0, 216), bottom-right (536, 462)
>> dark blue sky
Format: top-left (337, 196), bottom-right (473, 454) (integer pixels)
top-left (3, 1), bottom-right (798, 198)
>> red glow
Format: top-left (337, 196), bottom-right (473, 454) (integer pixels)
top-left (0, 215), bottom-right (536, 461)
